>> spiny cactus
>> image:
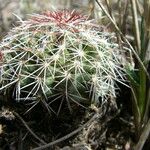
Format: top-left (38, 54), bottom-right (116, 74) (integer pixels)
top-left (0, 10), bottom-right (125, 113)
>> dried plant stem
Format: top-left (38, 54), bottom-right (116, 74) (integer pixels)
top-left (105, 0), bottom-right (114, 19)
top-left (95, 0), bottom-right (150, 81)
top-left (32, 113), bottom-right (99, 150)
top-left (143, 84), bottom-right (150, 123)
top-left (131, 0), bottom-right (141, 54)
top-left (130, 87), bottom-right (141, 139)
top-left (134, 119), bottom-right (150, 150)
top-left (88, 0), bottom-right (95, 19)
top-left (130, 0), bottom-right (141, 53)
top-left (136, 0), bottom-right (144, 15)
top-left (116, 0), bottom-right (129, 36)
top-left (13, 112), bottom-right (47, 145)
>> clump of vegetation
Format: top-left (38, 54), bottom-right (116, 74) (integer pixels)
top-left (0, 1), bottom-right (149, 149)
top-left (0, 10), bottom-right (125, 114)
top-left (95, 0), bottom-right (150, 149)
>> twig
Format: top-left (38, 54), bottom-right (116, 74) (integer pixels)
top-left (134, 119), bottom-right (150, 150)
top-left (13, 111), bottom-right (46, 145)
top-left (32, 113), bottom-right (99, 150)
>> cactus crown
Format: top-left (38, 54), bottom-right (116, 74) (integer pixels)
top-left (31, 10), bottom-right (87, 25)
top-left (0, 10), bottom-right (125, 113)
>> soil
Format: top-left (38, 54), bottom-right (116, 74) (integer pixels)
top-left (0, 88), bottom-right (136, 150)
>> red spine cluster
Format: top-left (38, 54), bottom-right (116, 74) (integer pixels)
top-left (31, 10), bottom-right (87, 26)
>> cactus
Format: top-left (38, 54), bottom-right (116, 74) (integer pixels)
top-left (0, 10), bottom-right (125, 113)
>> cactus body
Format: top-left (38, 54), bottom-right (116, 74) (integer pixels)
top-left (0, 10), bottom-right (125, 112)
